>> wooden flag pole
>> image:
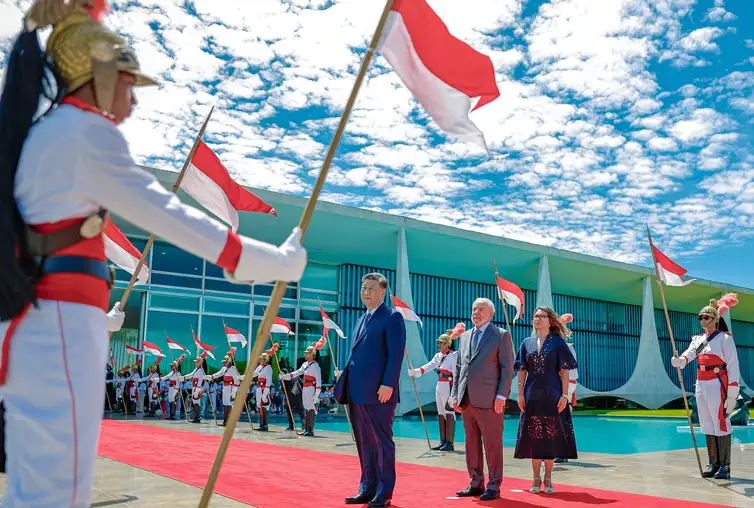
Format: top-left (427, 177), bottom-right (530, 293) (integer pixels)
top-left (198, 2), bottom-right (396, 504)
top-left (118, 106), bottom-right (215, 308)
top-left (272, 348), bottom-right (300, 437)
top-left (646, 225), bottom-right (703, 477)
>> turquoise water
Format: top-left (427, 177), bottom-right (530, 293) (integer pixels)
top-left (268, 414), bottom-right (754, 454)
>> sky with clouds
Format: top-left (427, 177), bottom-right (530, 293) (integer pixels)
top-left (1, 0), bottom-right (753, 288)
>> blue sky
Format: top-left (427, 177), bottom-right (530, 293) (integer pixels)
top-left (1, 0), bottom-right (753, 288)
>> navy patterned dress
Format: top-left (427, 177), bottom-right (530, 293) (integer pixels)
top-left (514, 334), bottom-right (578, 460)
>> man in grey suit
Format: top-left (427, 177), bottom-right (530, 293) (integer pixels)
top-left (450, 297), bottom-right (515, 501)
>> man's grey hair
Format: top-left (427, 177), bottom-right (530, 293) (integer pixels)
top-left (362, 272), bottom-right (389, 289)
top-left (472, 297), bottom-right (495, 313)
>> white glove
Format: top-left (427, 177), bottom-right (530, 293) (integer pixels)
top-left (670, 356), bottom-right (687, 369)
top-left (334, 369), bottom-right (342, 378)
top-left (106, 302), bottom-right (126, 332)
top-left (407, 368), bottom-right (416, 377)
top-left (567, 383), bottom-right (576, 399)
top-left (224, 227), bottom-right (307, 284)
top-left (725, 385), bottom-right (740, 415)
top-left (281, 373), bottom-right (292, 381)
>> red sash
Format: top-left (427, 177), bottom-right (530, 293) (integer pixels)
top-left (303, 374), bottom-right (317, 388)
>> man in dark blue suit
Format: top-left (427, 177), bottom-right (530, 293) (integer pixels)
top-left (335, 272), bottom-right (406, 507)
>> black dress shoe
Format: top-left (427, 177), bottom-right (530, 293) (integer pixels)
top-left (714, 464), bottom-right (730, 480)
top-left (479, 489), bottom-right (500, 501)
top-left (368, 496), bottom-right (391, 507)
top-left (702, 463), bottom-right (720, 478)
top-left (456, 486), bottom-right (484, 497)
top-left (345, 492), bottom-right (375, 504)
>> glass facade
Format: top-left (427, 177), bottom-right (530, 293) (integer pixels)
top-left (109, 239), bottom-right (754, 404)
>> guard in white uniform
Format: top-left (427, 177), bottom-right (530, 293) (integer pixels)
top-left (253, 350), bottom-right (275, 431)
top-left (210, 348), bottom-right (244, 426)
top-left (144, 363), bottom-right (162, 417)
top-left (0, 2), bottom-right (307, 506)
top-left (672, 295), bottom-right (741, 479)
top-left (184, 353), bottom-right (208, 423)
top-left (282, 338), bottom-right (325, 436)
top-left (160, 355), bottom-right (186, 420)
top-left (556, 313), bottom-right (578, 464)
top-left (408, 326), bottom-right (461, 451)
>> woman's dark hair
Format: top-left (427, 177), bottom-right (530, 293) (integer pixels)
top-left (0, 29), bottom-right (63, 321)
top-left (718, 317), bottom-right (730, 333)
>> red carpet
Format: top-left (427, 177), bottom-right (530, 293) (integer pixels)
top-left (97, 420), bottom-right (726, 507)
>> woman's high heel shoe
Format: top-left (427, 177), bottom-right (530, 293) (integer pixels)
top-left (529, 477), bottom-right (542, 494)
top-left (543, 478), bottom-right (554, 494)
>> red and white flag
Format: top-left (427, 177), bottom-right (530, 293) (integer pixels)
top-left (108, 347), bottom-right (116, 368)
top-left (378, 0), bottom-right (500, 151)
top-left (104, 221), bottom-right (149, 284)
top-left (320, 306), bottom-right (346, 338)
top-left (192, 331), bottom-right (217, 359)
top-left (224, 324), bottom-right (247, 347)
top-left (390, 295), bottom-right (423, 327)
top-left (125, 344), bottom-right (144, 355)
top-left (271, 317), bottom-right (294, 335)
top-left (181, 140), bottom-right (277, 231)
top-left (495, 275), bottom-right (525, 323)
top-left (652, 245), bottom-right (695, 287)
top-left (142, 340), bottom-right (165, 358)
top-left (165, 337), bottom-right (189, 352)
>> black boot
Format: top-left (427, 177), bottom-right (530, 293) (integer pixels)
top-left (169, 402), bottom-right (177, 420)
top-left (714, 435), bottom-right (731, 479)
top-left (220, 406), bottom-right (230, 426)
top-left (286, 405), bottom-right (295, 430)
top-left (702, 435), bottom-right (719, 478)
top-left (303, 410), bottom-right (315, 436)
top-left (433, 416), bottom-right (447, 450)
top-left (192, 403), bottom-right (201, 423)
top-left (257, 408), bottom-right (269, 431)
top-left (440, 416), bottom-right (455, 451)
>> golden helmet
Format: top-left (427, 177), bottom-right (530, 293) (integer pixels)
top-left (25, 0), bottom-right (157, 113)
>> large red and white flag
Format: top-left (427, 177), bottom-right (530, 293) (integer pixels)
top-left (192, 331), bottom-right (217, 360)
top-left (390, 295), bottom-right (423, 327)
top-left (181, 140), bottom-right (277, 231)
top-left (271, 317), bottom-right (294, 335)
top-left (495, 275), bottom-right (525, 323)
top-left (652, 245), bottom-right (695, 287)
top-left (378, 0), bottom-right (500, 151)
top-left (142, 340), bottom-right (165, 358)
top-left (320, 306), bottom-right (346, 338)
top-left (165, 337), bottom-right (189, 352)
top-left (224, 324), bottom-right (247, 347)
top-left (104, 221), bottom-right (149, 284)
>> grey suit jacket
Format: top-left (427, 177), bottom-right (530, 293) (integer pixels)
top-left (451, 323), bottom-right (515, 409)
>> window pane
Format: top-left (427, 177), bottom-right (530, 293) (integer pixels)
top-left (150, 272), bottom-right (202, 289)
top-left (144, 310), bottom-right (198, 375)
top-left (299, 307), bottom-right (324, 322)
top-left (255, 305), bottom-right (295, 320)
top-left (108, 289), bottom-right (145, 366)
top-left (152, 241), bottom-right (203, 275)
top-left (254, 284), bottom-right (297, 299)
top-left (296, 321), bottom-right (334, 385)
top-left (300, 289), bottom-right (337, 303)
top-left (200, 315), bottom-right (250, 373)
top-left (203, 298), bottom-right (250, 316)
top-left (205, 262), bottom-right (224, 278)
top-left (148, 293), bottom-right (199, 312)
top-left (205, 278), bottom-right (252, 295)
top-left (301, 263), bottom-right (338, 292)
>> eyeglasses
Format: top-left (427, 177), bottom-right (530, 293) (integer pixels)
top-left (533, 315), bottom-right (549, 320)
top-left (698, 315), bottom-right (712, 322)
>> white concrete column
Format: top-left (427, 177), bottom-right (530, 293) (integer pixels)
top-left (395, 228), bottom-right (435, 416)
top-left (535, 255), bottom-right (554, 310)
top-left (721, 292), bottom-right (754, 396)
top-left (610, 276), bottom-right (685, 408)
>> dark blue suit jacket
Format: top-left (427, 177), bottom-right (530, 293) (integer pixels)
top-left (334, 303), bottom-right (406, 406)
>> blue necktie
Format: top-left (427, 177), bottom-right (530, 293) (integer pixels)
top-left (472, 329), bottom-right (481, 353)
top-left (358, 312), bottom-right (372, 337)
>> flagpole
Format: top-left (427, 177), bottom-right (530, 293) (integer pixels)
top-left (223, 319), bottom-right (254, 431)
top-left (118, 106), bottom-right (215, 309)
top-left (318, 298), bottom-right (355, 442)
top-left (385, 287), bottom-right (432, 451)
top-left (492, 258), bottom-right (520, 361)
top-left (198, 1), bottom-right (396, 503)
top-left (646, 226), bottom-right (703, 477)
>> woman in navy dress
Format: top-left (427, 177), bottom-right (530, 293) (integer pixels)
top-left (514, 307), bottom-right (578, 494)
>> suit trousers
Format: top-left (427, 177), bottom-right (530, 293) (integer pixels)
top-left (461, 401), bottom-right (505, 491)
top-left (351, 402), bottom-right (397, 499)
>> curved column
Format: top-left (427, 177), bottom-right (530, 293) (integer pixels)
top-left (535, 255), bottom-right (554, 310)
top-left (395, 228), bottom-right (435, 416)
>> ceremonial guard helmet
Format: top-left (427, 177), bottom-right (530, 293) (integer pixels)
top-left (305, 337), bottom-right (326, 359)
top-left (699, 293), bottom-right (738, 332)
